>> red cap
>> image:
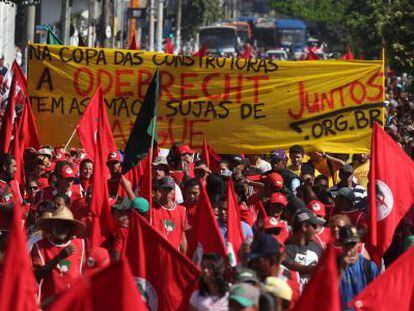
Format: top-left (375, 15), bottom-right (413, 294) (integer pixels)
top-left (59, 165), bottom-right (76, 179)
top-left (86, 247), bottom-right (110, 270)
top-left (44, 162), bottom-right (56, 173)
top-left (266, 173), bottom-right (284, 189)
top-left (176, 145), bottom-right (194, 156)
top-left (269, 192), bottom-right (288, 206)
top-left (107, 151), bottom-right (121, 163)
top-left (262, 216), bottom-right (285, 230)
top-left (307, 200), bottom-right (326, 218)
top-left (53, 151), bottom-right (67, 162)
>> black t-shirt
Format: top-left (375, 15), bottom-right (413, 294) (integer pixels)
top-left (285, 240), bottom-right (323, 285)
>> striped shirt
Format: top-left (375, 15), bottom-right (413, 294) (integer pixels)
top-left (329, 183), bottom-right (367, 205)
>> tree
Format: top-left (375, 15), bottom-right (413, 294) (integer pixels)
top-left (181, 0), bottom-right (222, 41)
top-left (381, 1), bottom-right (414, 75)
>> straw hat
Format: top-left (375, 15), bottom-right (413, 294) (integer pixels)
top-left (36, 207), bottom-right (85, 237)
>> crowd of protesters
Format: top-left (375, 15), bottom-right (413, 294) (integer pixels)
top-left (1, 52), bottom-right (414, 310)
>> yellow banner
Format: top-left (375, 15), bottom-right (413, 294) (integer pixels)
top-left (27, 44), bottom-right (384, 153)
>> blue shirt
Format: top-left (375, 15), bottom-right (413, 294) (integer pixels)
top-left (219, 221), bottom-right (253, 242)
top-left (339, 255), bottom-right (379, 310)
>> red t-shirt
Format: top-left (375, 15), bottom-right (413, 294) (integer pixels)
top-left (112, 226), bottom-right (129, 254)
top-left (70, 198), bottom-right (93, 240)
top-left (33, 186), bottom-right (82, 209)
top-left (0, 179), bottom-right (24, 229)
top-left (150, 203), bottom-right (187, 250)
top-left (31, 238), bottom-right (85, 303)
top-left (182, 201), bottom-right (197, 228)
top-left (279, 265), bottom-right (301, 306)
top-left (314, 226), bottom-right (332, 249)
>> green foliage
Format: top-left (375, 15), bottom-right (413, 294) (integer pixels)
top-left (181, 0), bottom-right (222, 40)
top-left (381, 1), bottom-right (414, 74)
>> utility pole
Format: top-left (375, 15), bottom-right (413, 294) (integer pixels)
top-left (175, 0), bottom-right (182, 53)
top-left (148, 0), bottom-right (155, 51)
top-left (60, 0), bottom-right (72, 44)
top-left (26, 5), bottom-right (36, 43)
top-left (155, 0), bottom-right (164, 51)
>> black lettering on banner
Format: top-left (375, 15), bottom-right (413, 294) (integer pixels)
top-left (240, 103), bottom-right (252, 119)
top-left (254, 103), bottom-right (266, 119)
top-left (34, 96), bottom-right (51, 112)
top-left (85, 48), bottom-right (98, 65)
top-left (289, 103), bottom-right (385, 141)
top-left (29, 45), bottom-right (52, 61)
top-left (205, 57), bottom-right (216, 69)
top-left (36, 68), bottom-right (54, 91)
top-left (152, 54), bottom-right (165, 66)
top-left (79, 97), bottom-right (90, 114)
top-left (179, 101), bottom-right (191, 116)
top-left (192, 101), bottom-right (203, 117)
top-left (114, 51), bottom-right (125, 65)
top-left (105, 98), bottom-right (117, 115)
top-left (131, 99), bottom-right (143, 116)
top-left (216, 57), bottom-right (226, 68)
top-left (69, 98), bottom-right (82, 115)
top-left (59, 47), bottom-right (71, 62)
top-left (117, 98), bottom-right (130, 117)
top-left (204, 101), bottom-right (218, 118)
top-left (51, 97), bottom-right (64, 114)
top-left (72, 48), bottom-right (84, 63)
top-left (218, 101), bottom-right (231, 119)
top-left (166, 100), bottom-right (179, 117)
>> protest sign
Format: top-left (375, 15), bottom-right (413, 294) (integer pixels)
top-left (27, 44), bottom-right (384, 153)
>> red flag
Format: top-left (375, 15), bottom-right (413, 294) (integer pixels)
top-left (47, 259), bottom-right (146, 310)
top-left (187, 186), bottom-right (227, 265)
top-left (129, 33), bottom-right (139, 50)
top-left (0, 64), bottom-right (19, 154)
top-left (340, 45), bottom-right (355, 60)
top-left (9, 66), bottom-right (40, 185)
top-left (226, 178), bottom-right (244, 266)
top-left (241, 44), bottom-right (253, 59)
top-left (351, 246), bottom-right (414, 311)
top-left (368, 123), bottom-right (414, 261)
top-left (123, 211), bottom-right (201, 311)
top-left (139, 153), bottom-right (152, 209)
top-left (0, 203), bottom-right (38, 311)
top-left (293, 244), bottom-right (340, 311)
top-left (76, 85), bottom-right (116, 160)
top-left (193, 44), bottom-right (207, 57)
top-left (164, 37), bottom-right (175, 54)
top-left (306, 47), bottom-right (319, 60)
top-left (201, 134), bottom-right (210, 167)
top-left (89, 87), bottom-right (115, 249)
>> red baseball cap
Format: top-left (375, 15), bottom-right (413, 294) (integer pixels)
top-left (266, 173), bottom-right (284, 189)
top-left (269, 192), bottom-right (288, 206)
top-left (59, 165), bottom-right (76, 179)
top-left (307, 200), bottom-right (326, 218)
top-left (176, 145), bottom-right (194, 156)
top-left (107, 151), bottom-right (122, 163)
top-left (262, 216), bottom-right (285, 230)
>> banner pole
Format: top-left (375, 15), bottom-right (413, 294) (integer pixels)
top-left (149, 116), bottom-right (157, 164)
top-left (64, 126), bottom-right (78, 151)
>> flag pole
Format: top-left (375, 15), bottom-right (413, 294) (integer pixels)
top-left (63, 126), bottom-right (78, 151)
top-left (149, 116), bottom-right (156, 164)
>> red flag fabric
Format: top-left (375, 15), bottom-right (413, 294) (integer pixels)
top-left (76, 85), bottom-right (116, 160)
top-left (293, 244), bottom-right (341, 311)
top-left (226, 178), bottom-right (244, 266)
top-left (306, 47), bottom-right (319, 60)
top-left (88, 87), bottom-right (115, 249)
top-left (139, 153), bottom-right (152, 209)
top-left (340, 45), bottom-right (355, 60)
top-left (0, 63), bottom-right (19, 154)
top-left (193, 44), bottom-right (207, 57)
top-left (9, 67), bottom-right (40, 185)
top-left (0, 202), bottom-right (38, 311)
top-left (368, 123), bottom-right (414, 260)
top-left (351, 246), bottom-right (414, 311)
top-left (207, 145), bottom-right (221, 173)
top-left (241, 44), bottom-right (253, 59)
top-left (201, 134), bottom-right (210, 167)
top-left (187, 186), bottom-right (227, 265)
top-left (164, 37), bottom-right (175, 54)
top-left (47, 259), bottom-right (146, 310)
top-left (129, 33), bottom-right (139, 50)
top-left (123, 211), bottom-right (201, 311)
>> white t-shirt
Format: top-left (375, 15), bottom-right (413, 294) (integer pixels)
top-left (189, 290), bottom-right (228, 311)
